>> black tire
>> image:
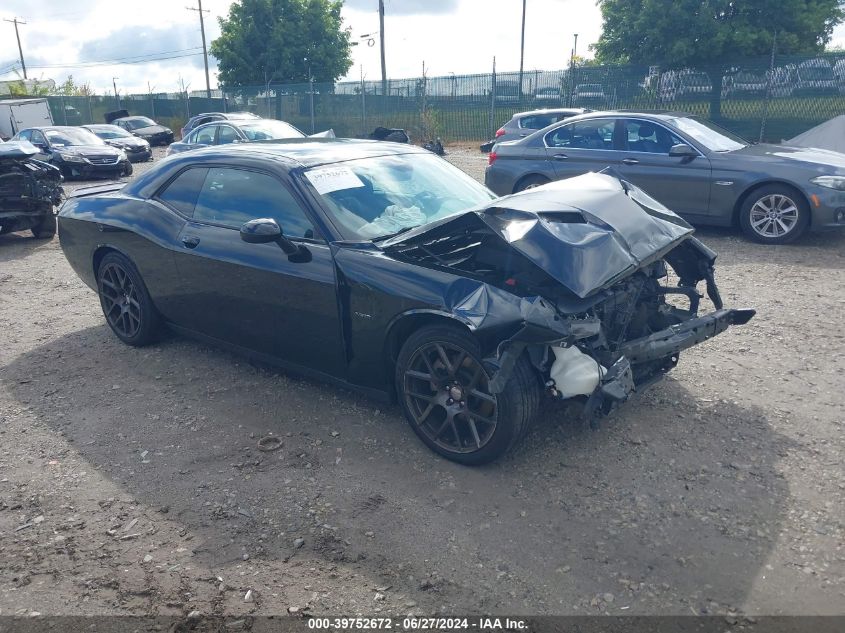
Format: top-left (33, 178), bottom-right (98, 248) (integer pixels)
top-left (96, 252), bottom-right (161, 346)
top-left (514, 174), bottom-right (550, 193)
top-left (395, 324), bottom-right (539, 465)
top-left (122, 162), bottom-right (133, 177)
top-left (30, 212), bottom-right (56, 239)
top-left (739, 184), bottom-right (809, 244)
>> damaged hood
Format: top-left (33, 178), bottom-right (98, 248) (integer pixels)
top-left (382, 172), bottom-right (695, 298)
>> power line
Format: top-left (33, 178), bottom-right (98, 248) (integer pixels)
top-left (27, 49), bottom-right (204, 70)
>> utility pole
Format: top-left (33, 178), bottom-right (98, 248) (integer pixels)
top-left (187, 0), bottom-right (212, 98)
top-left (518, 0), bottom-right (526, 100)
top-left (378, 0), bottom-right (387, 97)
top-left (112, 77), bottom-right (121, 110)
top-left (3, 18), bottom-right (27, 79)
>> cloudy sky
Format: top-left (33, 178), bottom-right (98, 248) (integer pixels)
top-left (2, 0), bottom-right (845, 95)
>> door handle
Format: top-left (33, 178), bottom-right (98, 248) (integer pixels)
top-left (553, 153), bottom-right (569, 160)
top-left (622, 158), bottom-right (639, 165)
top-left (181, 235), bottom-right (200, 249)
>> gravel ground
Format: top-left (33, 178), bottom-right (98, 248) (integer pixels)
top-left (1, 144), bottom-right (844, 618)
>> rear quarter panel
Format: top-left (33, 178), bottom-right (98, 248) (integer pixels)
top-left (58, 194), bottom-right (187, 320)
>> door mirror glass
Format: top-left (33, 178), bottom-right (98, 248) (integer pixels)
top-left (669, 143), bottom-right (698, 157)
top-left (240, 217), bottom-right (282, 243)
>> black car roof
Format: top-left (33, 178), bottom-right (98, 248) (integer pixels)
top-left (126, 139), bottom-right (429, 200)
top-left (180, 138), bottom-right (428, 168)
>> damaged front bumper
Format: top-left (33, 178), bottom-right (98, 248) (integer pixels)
top-left (582, 308), bottom-right (755, 421)
top-left (488, 306), bottom-right (755, 422)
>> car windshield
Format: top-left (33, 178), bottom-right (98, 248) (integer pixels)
top-left (239, 120), bottom-right (305, 141)
top-left (88, 126), bottom-right (132, 140)
top-left (122, 117), bottom-right (157, 130)
top-left (306, 153), bottom-right (496, 240)
top-left (44, 128), bottom-right (104, 146)
top-left (669, 116), bottom-right (747, 152)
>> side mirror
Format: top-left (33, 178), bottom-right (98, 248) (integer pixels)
top-left (240, 218), bottom-right (308, 260)
top-left (669, 143), bottom-right (698, 158)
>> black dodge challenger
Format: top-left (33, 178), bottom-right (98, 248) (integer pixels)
top-left (58, 139), bottom-right (754, 464)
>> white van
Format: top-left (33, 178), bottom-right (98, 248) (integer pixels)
top-left (0, 98), bottom-right (54, 140)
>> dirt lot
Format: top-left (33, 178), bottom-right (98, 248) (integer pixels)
top-left (1, 144), bottom-right (844, 619)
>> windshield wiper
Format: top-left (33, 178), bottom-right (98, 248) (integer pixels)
top-left (372, 225), bottom-right (418, 242)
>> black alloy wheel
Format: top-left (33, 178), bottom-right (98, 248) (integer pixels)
top-left (97, 252), bottom-right (160, 346)
top-left (403, 339), bottom-right (499, 455)
top-left (396, 325), bottom-right (539, 465)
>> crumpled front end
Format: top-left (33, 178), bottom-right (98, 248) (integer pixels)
top-left (382, 172), bottom-right (754, 421)
top-left (0, 143), bottom-right (63, 234)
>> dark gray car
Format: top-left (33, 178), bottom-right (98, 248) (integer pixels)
top-left (485, 111), bottom-right (845, 244)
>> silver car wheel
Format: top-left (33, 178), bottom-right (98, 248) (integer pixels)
top-left (749, 194), bottom-right (799, 239)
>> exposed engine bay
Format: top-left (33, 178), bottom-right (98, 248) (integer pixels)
top-left (381, 172), bottom-right (755, 421)
top-left (0, 142), bottom-right (63, 236)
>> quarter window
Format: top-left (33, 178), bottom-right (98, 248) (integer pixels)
top-left (545, 119), bottom-right (615, 150)
top-left (519, 114), bottom-right (562, 130)
top-left (158, 168), bottom-right (208, 216)
top-left (193, 168), bottom-right (316, 239)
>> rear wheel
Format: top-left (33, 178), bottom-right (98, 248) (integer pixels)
top-left (514, 174), bottom-right (549, 193)
top-left (395, 324), bottom-right (539, 465)
top-left (739, 185), bottom-right (809, 244)
top-left (97, 252), bottom-right (160, 346)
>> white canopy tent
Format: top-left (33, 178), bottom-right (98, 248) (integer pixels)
top-left (786, 115), bottom-right (845, 152)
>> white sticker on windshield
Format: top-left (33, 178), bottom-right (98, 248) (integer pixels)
top-left (305, 165), bottom-right (365, 194)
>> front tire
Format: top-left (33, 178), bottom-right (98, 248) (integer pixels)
top-left (395, 324), bottom-right (539, 465)
top-left (514, 174), bottom-right (550, 193)
top-left (739, 185), bottom-right (809, 244)
top-left (122, 162), bottom-right (133, 177)
top-left (97, 252), bottom-right (160, 346)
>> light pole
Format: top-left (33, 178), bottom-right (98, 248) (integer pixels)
top-left (518, 0), bottom-right (526, 100)
top-left (378, 0), bottom-right (387, 97)
top-left (569, 33), bottom-right (578, 106)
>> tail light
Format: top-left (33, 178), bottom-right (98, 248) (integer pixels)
top-left (488, 151), bottom-right (497, 166)
top-left (495, 128), bottom-right (505, 137)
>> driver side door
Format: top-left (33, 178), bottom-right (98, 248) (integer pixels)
top-left (157, 166), bottom-right (345, 378)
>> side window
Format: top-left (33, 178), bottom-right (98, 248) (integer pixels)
top-left (519, 114), bottom-right (557, 130)
top-left (217, 125), bottom-right (239, 145)
top-left (30, 130), bottom-right (46, 146)
top-left (194, 125), bottom-right (217, 145)
top-left (158, 168), bottom-right (208, 216)
top-left (545, 119), bottom-right (615, 150)
top-left (624, 120), bottom-right (684, 154)
top-left (193, 168), bottom-right (317, 239)
top-left (18, 130), bottom-right (32, 141)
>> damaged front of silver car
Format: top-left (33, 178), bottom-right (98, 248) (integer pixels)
top-left (380, 171), bottom-right (755, 427)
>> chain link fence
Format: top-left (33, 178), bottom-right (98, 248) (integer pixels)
top-left (5, 52), bottom-right (845, 143)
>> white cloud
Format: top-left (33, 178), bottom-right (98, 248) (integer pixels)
top-left (9, 0), bottom-right (843, 95)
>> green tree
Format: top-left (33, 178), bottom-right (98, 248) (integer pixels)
top-left (53, 75), bottom-right (93, 97)
top-left (594, 0), bottom-right (845, 118)
top-left (210, 0), bottom-right (352, 87)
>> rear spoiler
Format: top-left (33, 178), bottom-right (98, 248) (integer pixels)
top-left (67, 181), bottom-right (125, 198)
